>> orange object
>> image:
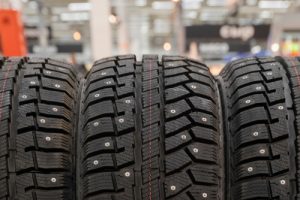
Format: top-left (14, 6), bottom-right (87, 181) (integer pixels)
top-left (0, 9), bottom-right (27, 56)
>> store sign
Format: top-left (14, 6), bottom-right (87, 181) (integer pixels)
top-left (185, 24), bottom-right (270, 41)
top-left (219, 25), bottom-right (255, 41)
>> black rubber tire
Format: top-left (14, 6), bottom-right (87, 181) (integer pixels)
top-left (218, 57), bottom-right (297, 199)
top-left (78, 55), bottom-right (223, 200)
top-left (0, 57), bottom-right (79, 200)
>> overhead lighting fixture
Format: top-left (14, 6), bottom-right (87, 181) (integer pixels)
top-left (251, 45), bottom-right (262, 54)
top-left (200, 9), bottom-right (227, 21)
top-left (271, 43), bottom-right (280, 52)
top-left (258, 0), bottom-right (291, 9)
top-left (73, 31), bottom-right (82, 41)
top-left (108, 14), bottom-right (118, 24)
top-left (135, 0), bottom-right (147, 6)
top-left (246, 0), bottom-right (257, 6)
top-left (152, 1), bottom-right (175, 10)
top-left (207, 0), bottom-right (227, 6)
top-left (68, 3), bottom-right (91, 11)
top-left (163, 42), bottom-right (172, 51)
top-left (60, 12), bottom-right (89, 21)
top-left (184, 11), bottom-right (198, 18)
top-left (182, 0), bottom-right (202, 9)
top-left (260, 11), bottom-right (273, 18)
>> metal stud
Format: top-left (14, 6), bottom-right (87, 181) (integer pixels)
top-left (170, 185), bottom-right (176, 191)
top-left (267, 71), bottom-right (273, 76)
top-left (245, 100), bottom-right (251, 104)
top-left (242, 75), bottom-right (248, 80)
top-left (21, 95), bottom-right (27, 99)
top-left (256, 86), bottom-right (262, 90)
top-left (202, 117), bottom-right (207, 122)
top-left (105, 142), bottom-right (111, 147)
top-left (45, 136), bottom-right (51, 142)
top-left (30, 81), bottom-right (36, 85)
top-left (278, 106), bottom-right (284, 110)
top-left (191, 85), bottom-right (197, 89)
top-left (124, 171), bottom-right (131, 177)
top-left (93, 160), bottom-right (99, 165)
top-left (259, 149), bottom-right (266, 154)
top-left (168, 63), bottom-right (175, 67)
top-left (170, 109), bottom-right (176, 114)
top-left (94, 93), bottom-right (100, 98)
top-left (40, 119), bottom-right (46, 124)
top-left (193, 148), bottom-right (199, 153)
top-left (247, 167), bottom-right (253, 172)
top-left (202, 193), bottom-right (208, 198)
top-left (45, 71), bottom-right (51, 74)
top-left (93, 122), bottom-right (99, 127)
top-left (101, 72), bottom-right (107, 76)
top-left (125, 99), bottom-right (131, 104)
top-left (280, 180), bottom-right (286, 185)
top-left (253, 131), bottom-right (259, 137)
top-left (54, 84), bottom-right (61, 88)
top-left (52, 107), bottom-right (58, 112)
top-left (105, 81), bottom-right (112, 85)
top-left (51, 178), bottom-right (57, 183)
top-left (118, 118), bottom-right (124, 123)
top-left (181, 134), bottom-right (187, 140)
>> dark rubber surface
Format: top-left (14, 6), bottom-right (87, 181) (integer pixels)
top-left (219, 57), bottom-right (297, 200)
top-left (276, 56), bottom-right (300, 200)
top-left (0, 57), bottom-right (78, 200)
top-left (78, 55), bottom-right (223, 200)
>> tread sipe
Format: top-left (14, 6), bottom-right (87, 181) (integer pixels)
top-left (78, 55), bottom-right (223, 200)
top-left (0, 57), bottom-right (79, 200)
top-left (218, 57), bottom-right (299, 200)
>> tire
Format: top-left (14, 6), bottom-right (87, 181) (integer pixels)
top-left (218, 57), bottom-right (297, 199)
top-left (78, 55), bottom-right (223, 200)
top-left (0, 57), bottom-right (79, 200)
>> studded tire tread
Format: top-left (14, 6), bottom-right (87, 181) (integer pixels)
top-left (0, 57), bottom-right (78, 200)
top-left (219, 57), bottom-right (297, 200)
top-left (78, 55), bottom-right (223, 200)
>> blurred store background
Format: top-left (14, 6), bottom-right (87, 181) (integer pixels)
top-left (0, 0), bottom-right (300, 74)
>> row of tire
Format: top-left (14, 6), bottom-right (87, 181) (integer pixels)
top-left (0, 55), bottom-right (299, 200)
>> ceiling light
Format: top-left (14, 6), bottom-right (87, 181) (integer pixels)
top-left (260, 11), bottom-right (273, 18)
top-left (28, 1), bottom-right (38, 9)
top-left (108, 14), bottom-right (118, 24)
top-left (251, 45), bottom-right (261, 54)
top-left (135, 0), bottom-right (147, 6)
top-left (182, 0), bottom-right (202, 9)
top-left (60, 12), bottom-right (89, 21)
top-left (184, 11), bottom-right (198, 18)
top-left (246, 0), bottom-right (257, 6)
top-left (207, 0), bottom-right (227, 6)
top-left (68, 3), bottom-right (91, 11)
top-left (271, 43), bottom-right (280, 52)
top-left (163, 42), bottom-right (172, 51)
top-left (259, 0), bottom-right (291, 9)
top-left (152, 1), bottom-right (175, 10)
top-left (73, 31), bottom-right (81, 41)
